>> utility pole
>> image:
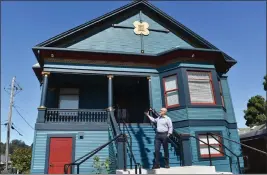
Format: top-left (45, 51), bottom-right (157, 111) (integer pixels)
top-left (5, 77), bottom-right (16, 170)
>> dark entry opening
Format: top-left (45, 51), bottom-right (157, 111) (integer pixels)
top-left (113, 76), bottom-right (150, 123)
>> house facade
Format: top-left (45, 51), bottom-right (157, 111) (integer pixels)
top-left (30, 1), bottom-right (243, 174)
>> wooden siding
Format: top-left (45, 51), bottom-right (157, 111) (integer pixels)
top-left (187, 108), bottom-right (225, 120)
top-left (151, 75), bottom-right (162, 111)
top-left (67, 13), bottom-right (192, 55)
top-left (220, 78), bottom-right (236, 123)
top-left (168, 109), bottom-right (188, 122)
top-left (228, 129), bottom-right (244, 170)
top-left (174, 127), bottom-right (190, 134)
top-left (31, 131), bottom-right (109, 174)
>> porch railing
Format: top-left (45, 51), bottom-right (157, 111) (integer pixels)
top-left (45, 109), bottom-right (108, 123)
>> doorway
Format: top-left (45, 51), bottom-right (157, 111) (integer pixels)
top-left (47, 137), bottom-right (73, 174)
top-left (113, 76), bottom-right (150, 123)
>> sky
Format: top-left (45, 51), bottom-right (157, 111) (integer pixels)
top-left (1, 1), bottom-right (266, 145)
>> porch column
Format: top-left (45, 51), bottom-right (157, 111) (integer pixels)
top-left (147, 76), bottom-right (153, 108)
top-left (107, 75), bottom-right (114, 111)
top-left (40, 72), bottom-right (50, 108)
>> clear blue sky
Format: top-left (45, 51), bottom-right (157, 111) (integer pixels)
top-left (1, 1), bottom-right (266, 145)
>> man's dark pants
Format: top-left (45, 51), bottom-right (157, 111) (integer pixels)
top-left (154, 132), bottom-right (169, 166)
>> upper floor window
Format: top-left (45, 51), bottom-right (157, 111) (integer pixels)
top-left (218, 80), bottom-right (225, 107)
top-left (163, 75), bottom-right (179, 108)
top-left (198, 134), bottom-right (224, 158)
top-left (187, 71), bottom-right (215, 105)
top-left (59, 88), bottom-right (79, 109)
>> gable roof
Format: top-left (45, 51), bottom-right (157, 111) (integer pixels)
top-left (32, 0), bottom-right (237, 71)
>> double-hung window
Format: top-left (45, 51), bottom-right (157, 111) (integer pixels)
top-left (187, 71), bottom-right (215, 104)
top-left (198, 134), bottom-right (224, 158)
top-left (163, 75), bottom-right (179, 108)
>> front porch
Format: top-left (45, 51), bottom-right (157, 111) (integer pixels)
top-left (36, 73), bottom-right (152, 125)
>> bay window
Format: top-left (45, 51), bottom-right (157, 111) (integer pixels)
top-left (163, 75), bottom-right (179, 108)
top-left (187, 71), bottom-right (215, 104)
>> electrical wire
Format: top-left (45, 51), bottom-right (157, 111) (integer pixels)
top-left (12, 105), bottom-right (34, 130)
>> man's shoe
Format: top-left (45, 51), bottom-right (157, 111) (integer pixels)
top-left (152, 165), bottom-right (160, 169)
top-left (165, 164), bottom-right (170, 168)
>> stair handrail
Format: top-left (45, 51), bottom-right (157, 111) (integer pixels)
top-left (208, 132), bottom-right (267, 173)
top-left (64, 133), bottom-right (123, 174)
top-left (109, 111), bottom-right (121, 137)
top-left (208, 132), bottom-right (267, 156)
top-left (120, 120), bottom-right (133, 169)
top-left (64, 111), bottom-right (128, 174)
top-left (116, 107), bottom-right (142, 174)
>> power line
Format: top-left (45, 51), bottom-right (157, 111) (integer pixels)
top-left (11, 124), bottom-right (23, 136)
top-left (12, 105), bottom-right (34, 130)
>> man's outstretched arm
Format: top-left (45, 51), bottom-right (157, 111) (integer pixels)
top-left (145, 112), bottom-right (157, 123)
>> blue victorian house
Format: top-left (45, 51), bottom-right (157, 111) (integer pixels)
top-left (30, 0), bottom-right (243, 174)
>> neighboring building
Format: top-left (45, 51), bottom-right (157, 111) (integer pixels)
top-left (30, 0), bottom-right (243, 174)
top-left (239, 123), bottom-right (267, 173)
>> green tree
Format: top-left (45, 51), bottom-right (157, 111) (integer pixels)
top-left (264, 75), bottom-right (267, 91)
top-left (10, 148), bottom-right (32, 173)
top-left (0, 139), bottom-right (30, 155)
top-left (244, 95), bottom-right (267, 127)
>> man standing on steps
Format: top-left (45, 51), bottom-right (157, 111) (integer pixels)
top-left (145, 108), bottom-right (173, 169)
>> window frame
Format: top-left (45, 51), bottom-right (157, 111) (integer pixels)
top-left (187, 70), bottom-right (216, 105)
top-left (195, 131), bottom-right (225, 160)
top-left (162, 74), bottom-right (179, 108)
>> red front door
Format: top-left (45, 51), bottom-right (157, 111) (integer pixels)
top-left (48, 137), bottom-right (73, 174)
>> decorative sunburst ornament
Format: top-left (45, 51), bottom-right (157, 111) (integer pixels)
top-left (133, 21), bottom-right (149, 36)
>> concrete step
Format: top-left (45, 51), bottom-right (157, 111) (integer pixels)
top-left (116, 166), bottom-right (232, 174)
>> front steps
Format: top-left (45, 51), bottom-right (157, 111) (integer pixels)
top-left (120, 123), bottom-right (181, 169)
top-left (116, 166), bottom-right (233, 174)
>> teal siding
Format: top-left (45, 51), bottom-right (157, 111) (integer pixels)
top-left (31, 130), bottom-right (109, 174)
top-left (168, 109), bottom-right (187, 122)
top-left (30, 131), bottom-right (37, 173)
top-left (228, 129), bottom-right (244, 172)
top-left (221, 78), bottom-right (236, 123)
top-left (67, 13), bottom-right (192, 54)
top-left (174, 127), bottom-right (190, 134)
top-left (151, 75), bottom-right (162, 111)
top-left (187, 108), bottom-right (225, 120)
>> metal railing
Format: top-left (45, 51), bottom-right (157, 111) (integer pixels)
top-left (64, 111), bottom-right (142, 174)
top-left (207, 132), bottom-right (267, 173)
top-left (45, 109), bottom-right (107, 123)
top-left (64, 133), bottom-right (122, 174)
top-left (116, 107), bottom-right (142, 174)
